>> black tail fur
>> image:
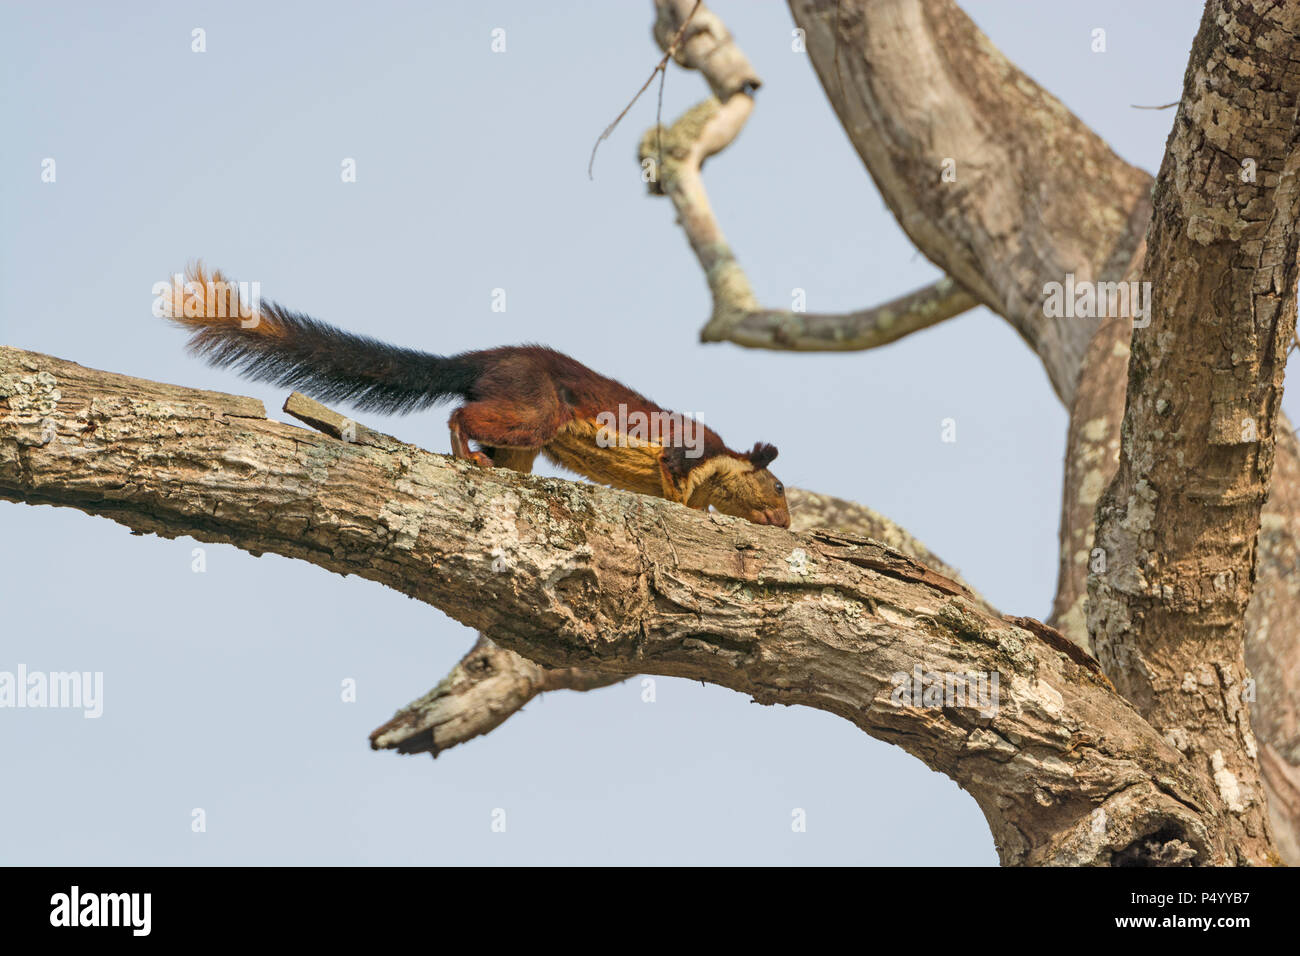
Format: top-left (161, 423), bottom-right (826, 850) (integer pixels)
top-left (186, 301), bottom-right (481, 414)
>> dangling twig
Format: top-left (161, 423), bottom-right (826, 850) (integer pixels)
top-left (588, 0), bottom-right (702, 179)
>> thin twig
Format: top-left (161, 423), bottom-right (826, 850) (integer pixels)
top-left (1131, 101), bottom-right (1180, 110)
top-left (656, 60), bottom-right (669, 172)
top-left (588, 0), bottom-right (702, 180)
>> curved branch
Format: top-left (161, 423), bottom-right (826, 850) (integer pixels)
top-left (641, 1), bottom-right (978, 351)
top-left (0, 345), bottom-right (1245, 865)
top-left (711, 278), bottom-right (980, 352)
top-left (640, 92), bottom-right (977, 348)
top-left (653, 0), bottom-right (761, 101)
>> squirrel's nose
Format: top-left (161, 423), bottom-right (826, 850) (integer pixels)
top-left (763, 508), bottom-right (790, 528)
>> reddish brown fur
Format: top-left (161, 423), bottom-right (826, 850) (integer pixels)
top-left (163, 265), bottom-right (789, 527)
top-left (452, 347), bottom-right (729, 463)
top-left (449, 347), bottom-right (790, 527)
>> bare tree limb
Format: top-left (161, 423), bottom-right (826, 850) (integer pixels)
top-left (638, 94), bottom-right (977, 348)
top-left (369, 634), bottom-right (624, 757)
top-left (370, 482), bottom-right (993, 757)
top-left (653, 0), bottom-right (761, 102)
top-left (704, 278), bottom-right (980, 352)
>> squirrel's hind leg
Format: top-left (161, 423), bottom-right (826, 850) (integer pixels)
top-left (449, 402), bottom-right (561, 469)
top-left (449, 411), bottom-right (493, 468)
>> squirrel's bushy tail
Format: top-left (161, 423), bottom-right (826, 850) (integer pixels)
top-left (158, 263), bottom-right (480, 413)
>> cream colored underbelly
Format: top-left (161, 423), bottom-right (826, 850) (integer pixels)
top-left (542, 419), bottom-right (671, 499)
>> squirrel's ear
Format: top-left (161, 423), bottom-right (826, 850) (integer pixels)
top-left (745, 442), bottom-right (779, 470)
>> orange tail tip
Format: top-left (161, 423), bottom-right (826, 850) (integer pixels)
top-left (155, 263), bottom-right (273, 335)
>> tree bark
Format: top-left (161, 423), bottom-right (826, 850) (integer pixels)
top-left (1087, 0), bottom-right (1300, 866)
top-left (370, 482), bottom-right (992, 757)
top-left (786, 0), bottom-right (1152, 403)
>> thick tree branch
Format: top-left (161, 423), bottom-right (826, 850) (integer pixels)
top-left (0, 345), bottom-right (1253, 864)
top-left (787, 0), bottom-right (1153, 404)
top-left (371, 482), bottom-right (992, 757)
top-left (1248, 422), bottom-right (1300, 864)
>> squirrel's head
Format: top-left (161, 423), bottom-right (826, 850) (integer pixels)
top-left (706, 442), bottom-right (790, 528)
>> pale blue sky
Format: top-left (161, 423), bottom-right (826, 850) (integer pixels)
top-left (3, 1), bottom-right (1277, 865)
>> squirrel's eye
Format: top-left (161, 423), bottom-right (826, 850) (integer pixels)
top-left (774, 482), bottom-right (784, 495)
